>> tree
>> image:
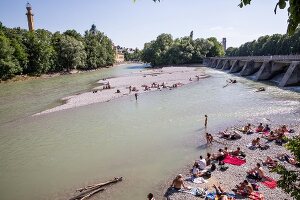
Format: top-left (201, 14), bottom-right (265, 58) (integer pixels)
top-left (206, 37), bottom-right (225, 57)
top-left (63, 29), bottom-right (84, 42)
top-left (59, 35), bottom-right (86, 71)
top-left (273, 136), bottom-right (300, 199)
top-left (84, 25), bottom-right (115, 69)
top-left (23, 30), bottom-right (55, 75)
top-left (0, 32), bottom-right (22, 79)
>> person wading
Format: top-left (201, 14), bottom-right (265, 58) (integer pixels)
top-left (135, 93), bottom-right (138, 101)
top-left (204, 115), bottom-right (208, 128)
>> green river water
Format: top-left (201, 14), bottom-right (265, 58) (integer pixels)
top-left (0, 64), bottom-right (299, 200)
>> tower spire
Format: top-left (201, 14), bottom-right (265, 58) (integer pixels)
top-left (26, 2), bottom-right (34, 31)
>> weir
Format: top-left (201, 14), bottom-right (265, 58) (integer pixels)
top-left (203, 55), bottom-right (300, 87)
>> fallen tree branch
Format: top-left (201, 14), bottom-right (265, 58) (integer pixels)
top-left (69, 177), bottom-right (123, 200)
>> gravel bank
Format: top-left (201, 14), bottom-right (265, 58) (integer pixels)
top-left (34, 67), bottom-right (207, 115)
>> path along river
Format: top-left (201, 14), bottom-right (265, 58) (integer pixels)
top-left (0, 64), bottom-right (299, 200)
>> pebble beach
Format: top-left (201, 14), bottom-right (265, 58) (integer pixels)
top-left (34, 67), bottom-right (208, 115)
top-left (164, 122), bottom-right (299, 200)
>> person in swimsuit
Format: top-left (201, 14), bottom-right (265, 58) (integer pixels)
top-left (170, 174), bottom-right (188, 190)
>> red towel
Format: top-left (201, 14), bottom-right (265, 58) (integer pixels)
top-left (261, 176), bottom-right (277, 189)
top-left (223, 155), bottom-right (246, 166)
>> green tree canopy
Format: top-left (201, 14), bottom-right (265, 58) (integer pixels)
top-left (141, 33), bottom-right (220, 66)
top-left (58, 35), bottom-right (86, 71)
top-left (0, 32), bottom-right (22, 79)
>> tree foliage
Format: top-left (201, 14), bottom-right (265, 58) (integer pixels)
top-left (141, 33), bottom-right (219, 66)
top-left (272, 136), bottom-right (300, 199)
top-left (58, 35), bottom-right (86, 71)
top-left (124, 48), bottom-right (142, 61)
top-left (226, 29), bottom-right (300, 56)
top-left (239, 0), bottom-right (300, 35)
top-left (0, 32), bottom-right (22, 79)
top-left (0, 23), bottom-right (116, 80)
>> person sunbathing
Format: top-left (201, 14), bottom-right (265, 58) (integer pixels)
top-left (263, 131), bottom-right (277, 141)
top-left (277, 153), bottom-right (298, 166)
top-left (192, 162), bottom-right (205, 177)
top-left (219, 130), bottom-right (231, 139)
top-left (262, 124), bottom-right (270, 132)
top-left (281, 125), bottom-right (288, 132)
top-left (224, 147), bottom-right (231, 155)
top-left (247, 163), bottom-right (265, 180)
top-left (256, 123), bottom-right (264, 132)
top-left (170, 174), bottom-right (189, 190)
top-left (251, 137), bottom-right (261, 147)
top-left (240, 123), bottom-right (252, 134)
top-left (231, 147), bottom-right (241, 156)
top-left (233, 180), bottom-right (253, 196)
top-left (196, 155), bottom-right (207, 170)
top-left (263, 156), bottom-right (278, 169)
top-left (212, 149), bottom-right (225, 161)
top-left (206, 153), bottom-right (212, 166)
top-left (213, 184), bottom-right (230, 200)
top-left (274, 132), bottom-right (286, 145)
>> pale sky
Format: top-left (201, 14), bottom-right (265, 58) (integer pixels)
top-left (0, 0), bottom-right (289, 49)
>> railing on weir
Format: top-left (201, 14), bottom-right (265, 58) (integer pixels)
top-left (206, 55), bottom-right (300, 61)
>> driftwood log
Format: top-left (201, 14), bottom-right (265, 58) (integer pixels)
top-left (69, 177), bottom-right (123, 200)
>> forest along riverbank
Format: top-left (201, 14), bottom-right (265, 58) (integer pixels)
top-left (164, 120), bottom-right (300, 200)
top-left (34, 67), bottom-right (208, 115)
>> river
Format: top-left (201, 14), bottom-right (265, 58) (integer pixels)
top-left (0, 63), bottom-right (299, 200)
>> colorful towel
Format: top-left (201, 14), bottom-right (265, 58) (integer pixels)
top-left (223, 155), bottom-right (246, 166)
top-left (249, 191), bottom-right (265, 200)
top-left (261, 176), bottom-right (277, 189)
top-left (205, 192), bottom-right (236, 200)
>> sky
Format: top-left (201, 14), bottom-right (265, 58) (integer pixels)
top-left (0, 0), bottom-right (289, 49)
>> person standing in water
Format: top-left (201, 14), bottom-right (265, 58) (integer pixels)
top-left (204, 115), bottom-right (208, 128)
top-left (135, 93), bottom-right (138, 101)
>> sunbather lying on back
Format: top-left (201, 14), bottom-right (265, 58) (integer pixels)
top-left (213, 184), bottom-right (229, 200)
top-left (277, 153), bottom-right (298, 166)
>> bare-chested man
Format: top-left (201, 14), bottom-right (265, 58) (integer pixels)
top-left (170, 174), bottom-right (188, 190)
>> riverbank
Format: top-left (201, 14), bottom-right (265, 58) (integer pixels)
top-left (0, 65), bottom-right (118, 84)
top-left (34, 66), bottom-right (208, 115)
top-left (164, 121), bottom-right (299, 200)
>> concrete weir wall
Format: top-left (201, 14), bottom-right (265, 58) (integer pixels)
top-left (203, 56), bottom-right (300, 87)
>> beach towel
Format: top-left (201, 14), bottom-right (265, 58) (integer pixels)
top-left (205, 192), bottom-right (236, 200)
top-left (182, 187), bottom-right (206, 197)
top-left (223, 155), bottom-right (246, 166)
top-left (193, 177), bottom-right (208, 184)
top-left (261, 177), bottom-right (277, 189)
top-left (249, 191), bottom-right (265, 200)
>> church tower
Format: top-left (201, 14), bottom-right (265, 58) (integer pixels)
top-left (222, 38), bottom-right (227, 52)
top-left (26, 2), bottom-right (34, 31)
